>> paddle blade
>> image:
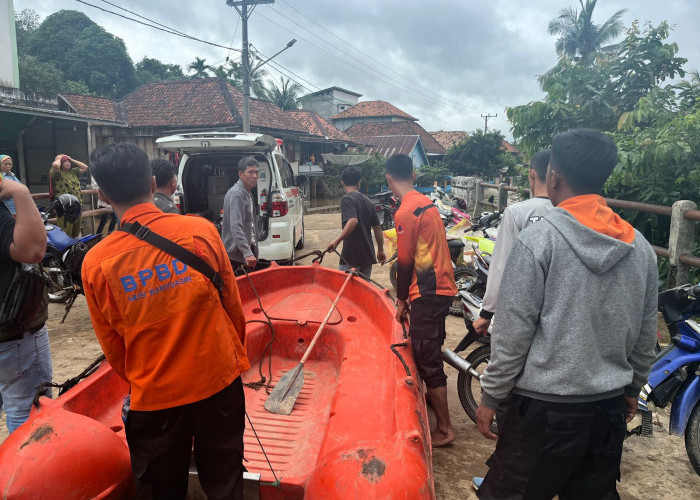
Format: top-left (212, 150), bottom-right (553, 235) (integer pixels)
top-left (264, 364), bottom-right (304, 415)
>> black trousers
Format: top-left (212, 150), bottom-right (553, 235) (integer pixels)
top-left (477, 394), bottom-right (627, 500)
top-left (125, 377), bottom-right (245, 500)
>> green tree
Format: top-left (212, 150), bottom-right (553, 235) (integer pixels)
top-left (267, 76), bottom-right (301, 110)
top-left (187, 57), bottom-right (212, 78)
top-left (440, 130), bottom-right (516, 178)
top-left (24, 10), bottom-right (136, 97)
top-left (548, 0), bottom-right (627, 65)
top-left (135, 57), bottom-right (184, 85)
top-left (14, 8), bottom-right (39, 56)
top-left (18, 55), bottom-right (90, 95)
top-left (226, 57), bottom-right (270, 99)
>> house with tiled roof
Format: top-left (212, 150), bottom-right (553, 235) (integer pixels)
top-left (346, 121), bottom-right (445, 157)
top-left (57, 78), bottom-right (348, 166)
top-left (429, 130), bottom-right (521, 157)
top-left (330, 100), bottom-right (418, 132)
top-left (349, 135), bottom-right (428, 167)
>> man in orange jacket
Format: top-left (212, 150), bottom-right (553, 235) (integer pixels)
top-left (82, 143), bottom-right (250, 500)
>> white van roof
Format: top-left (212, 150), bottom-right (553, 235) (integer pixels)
top-left (156, 132), bottom-right (277, 153)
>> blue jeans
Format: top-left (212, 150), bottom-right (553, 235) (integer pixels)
top-left (0, 326), bottom-right (53, 433)
top-left (338, 263), bottom-right (372, 281)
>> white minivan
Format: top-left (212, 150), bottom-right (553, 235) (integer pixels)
top-left (155, 132), bottom-right (305, 262)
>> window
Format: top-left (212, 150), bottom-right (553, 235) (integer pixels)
top-left (276, 155), bottom-right (295, 188)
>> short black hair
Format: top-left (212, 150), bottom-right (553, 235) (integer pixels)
top-left (529, 149), bottom-right (550, 183)
top-left (341, 166), bottom-right (361, 186)
top-left (238, 156), bottom-right (258, 173)
top-left (151, 159), bottom-right (177, 188)
top-left (89, 143), bottom-right (151, 204)
top-left (550, 129), bottom-right (618, 193)
top-left (385, 154), bottom-right (413, 182)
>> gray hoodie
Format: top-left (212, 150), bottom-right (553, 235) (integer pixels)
top-left (481, 208), bottom-right (658, 408)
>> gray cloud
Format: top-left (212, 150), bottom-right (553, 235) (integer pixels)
top-left (16, 0), bottom-right (699, 137)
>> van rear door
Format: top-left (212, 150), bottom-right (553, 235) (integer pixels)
top-left (156, 132), bottom-right (277, 153)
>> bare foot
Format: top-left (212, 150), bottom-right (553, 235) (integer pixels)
top-left (431, 428), bottom-right (456, 447)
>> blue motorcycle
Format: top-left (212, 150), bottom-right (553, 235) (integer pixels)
top-left (39, 194), bottom-right (101, 322)
top-left (638, 283), bottom-right (700, 475)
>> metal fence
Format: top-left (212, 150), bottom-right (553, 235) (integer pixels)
top-left (453, 177), bottom-right (698, 287)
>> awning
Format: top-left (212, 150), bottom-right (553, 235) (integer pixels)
top-left (321, 153), bottom-right (371, 166)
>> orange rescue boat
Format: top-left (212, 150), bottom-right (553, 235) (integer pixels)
top-left (0, 263), bottom-right (435, 499)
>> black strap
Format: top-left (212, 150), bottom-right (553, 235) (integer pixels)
top-left (119, 222), bottom-right (224, 297)
top-left (412, 204), bottom-right (436, 217)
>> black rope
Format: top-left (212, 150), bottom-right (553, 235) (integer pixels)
top-left (390, 342), bottom-right (411, 377)
top-left (245, 411), bottom-right (281, 487)
top-left (33, 354), bottom-right (106, 407)
top-left (330, 248), bottom-right (394, 297)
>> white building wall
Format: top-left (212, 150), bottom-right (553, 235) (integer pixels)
top-left (0, 0), bottom-right (19, 88)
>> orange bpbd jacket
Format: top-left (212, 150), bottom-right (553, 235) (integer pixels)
top-left (82, 204), bottom-right (250, 411)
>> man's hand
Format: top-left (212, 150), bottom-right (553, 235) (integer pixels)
top-left (476, 404), bottom-right (498, 440)
top-left (376, 250), bottom-right (386, 264)
top-left (245, 255), bottom-right (257, 268)
top-left (624, 396), bottom-right (638, 423)
top-left (326, 240), bottom-right (339, 253)
top-left (473, 317), bottom-right (491, 336)
top-left (396, 299), bottom-right (409, 324)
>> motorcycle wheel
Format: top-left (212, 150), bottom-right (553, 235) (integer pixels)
top-left (686, 402), bottom-right (700, 475)
top-left (450, 268), bottom-right (480, 316)
top-left (390, 261), bottom-right (398, 290)
top-left (457, 344), bottom-right (491, 423)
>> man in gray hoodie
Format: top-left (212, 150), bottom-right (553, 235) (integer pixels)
top-left (475, 129), bottom-right (658, 499)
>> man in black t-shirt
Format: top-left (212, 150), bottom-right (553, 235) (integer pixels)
top-left (0, 176), bottom-right (52, 433)
top-left (327, 167), bottom-right (386, 279)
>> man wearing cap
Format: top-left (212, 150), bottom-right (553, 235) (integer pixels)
top-left (0, 155), bottom-right (21, 215)
top-left (50, 154), bottom-right (89, 237)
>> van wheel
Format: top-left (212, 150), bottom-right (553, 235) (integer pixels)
top-left (295, 221), bottom-right (305, 250)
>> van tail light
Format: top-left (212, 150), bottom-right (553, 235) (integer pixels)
top-left (270, 192), bottom-right (288, 217)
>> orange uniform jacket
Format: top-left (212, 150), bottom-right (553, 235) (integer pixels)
top-left (394, 190), bottom-right (457, 302)
top-left (82, 204), bottom-right (250, 411)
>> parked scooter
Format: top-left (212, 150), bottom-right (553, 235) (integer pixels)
top-left (638, 283), bottom-right (700, 475)
top-left (40, 194), bottom-right (101, 322)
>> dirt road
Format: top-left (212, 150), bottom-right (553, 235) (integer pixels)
top-left (1, 213), bottom-right (698, 499)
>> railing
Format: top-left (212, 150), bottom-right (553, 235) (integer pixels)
top-left (471, 180), bottom-right (698, 287)
top-left (31, 189), bottom-right (113, 224)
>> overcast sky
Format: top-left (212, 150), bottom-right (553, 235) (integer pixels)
top-left (15, 0), bottom-right (700, 138)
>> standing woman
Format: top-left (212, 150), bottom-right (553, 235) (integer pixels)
top-left (50, 154), bottom-right (88, 237)
top-left (0, 155), bottom-right (21, 215)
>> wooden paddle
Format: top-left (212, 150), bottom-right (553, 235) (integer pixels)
top-left (264, 271), bottom-right (355, 415)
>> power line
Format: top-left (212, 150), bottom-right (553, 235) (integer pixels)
top-left (254, 9), bottom-right (469, 113)
top-left (276, 0), bottom-right (471, 112)
top-left (73, 0), bottom-right (241, 52)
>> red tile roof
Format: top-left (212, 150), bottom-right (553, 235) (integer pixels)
top-left (58, 94), bottom-right (123, 122)
top-left (345, 121), bottom-right (445, 155)
top-left (287, 110), bottom-right (352, 141)
top-left (61, 78), bottom-right (306, 134)
top-left (351, 135), bottom-right (422, 159)
top-left (329, 100), bottom-right (417, 121)
top-left (430, 131), bottom-right (468, 150)
top-left (501, 140), bottom-right (520, 154)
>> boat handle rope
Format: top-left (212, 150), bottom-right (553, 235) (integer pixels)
top-left (390, 342), bottom-right (412, 377)
top-left (33, 354), bottom-right (107, 408)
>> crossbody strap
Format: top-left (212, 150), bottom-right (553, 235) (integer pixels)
top-left (119, 221), bottom-right (224, 297)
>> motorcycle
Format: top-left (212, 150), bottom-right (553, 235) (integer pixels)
top-left (40, 194), bottom-right (102, 322)
top-left (370, 190), bottom-right (400, 230)
top-left (638, 283), bottom-right (700, 475)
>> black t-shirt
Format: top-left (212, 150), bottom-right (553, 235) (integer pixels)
top-left (340, 191), bottom-right (380, 267)
top-left (0, 203), bottom-right (48, 335)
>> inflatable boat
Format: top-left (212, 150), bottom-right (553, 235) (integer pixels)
top-left (0, 263), bottom-right (435, 499)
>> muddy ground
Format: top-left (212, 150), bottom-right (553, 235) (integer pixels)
top-left (1, 213), bottom-right (699, 499)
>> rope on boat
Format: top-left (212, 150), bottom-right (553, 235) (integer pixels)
top-left (390, 343), bottom-right (412, 377)
top-left (245, 410), bottom-right (282, 488)
top-left (32, 354), bottom-right (106, 408)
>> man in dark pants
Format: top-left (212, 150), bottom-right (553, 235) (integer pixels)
top-left (83, 143), bottom-right (250, 500)
top-left (327, 166), bottom-right (386, 278)
top-left (222, 157), bottom-right (259, 272)
top-left (475, 129), bottom-right (658, 499)
top-left (386, 154), bottom-right (458, 447)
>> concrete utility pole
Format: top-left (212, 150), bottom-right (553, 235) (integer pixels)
top-left (227, 0), bottom-right (274, 133)
top-left (481, 113), bottom-right (497, 134)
